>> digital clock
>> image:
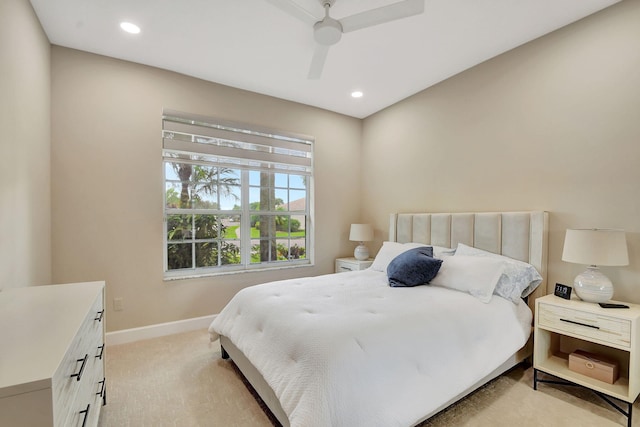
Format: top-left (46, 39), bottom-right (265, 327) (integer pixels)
top-left (554, 283), bottom-right (572, 300)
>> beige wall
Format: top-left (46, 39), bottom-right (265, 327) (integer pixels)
top-left (18, 0), bottom-right (640, 331)
top-left (51, 47), bottom-right (362, 331)
top-left (362, 0), bottom-right (640, 303)
top-left (0, 0), bottom-right (51, 289)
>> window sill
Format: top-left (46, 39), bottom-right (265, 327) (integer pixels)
top-left (163, 262), bottom-right (314, 282)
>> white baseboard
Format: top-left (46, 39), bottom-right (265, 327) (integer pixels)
top-left (106, 314), bottom-right (216, 346)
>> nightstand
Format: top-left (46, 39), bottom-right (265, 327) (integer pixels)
top-left (533, 294), bottom-right (640, 426)
top-left (335, 257), bottom-right (373, 273)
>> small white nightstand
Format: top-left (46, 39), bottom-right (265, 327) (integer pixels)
top-left (533, 294), bottom-right (640, 427)
top-left (335, 257), bottom-right (373, 273)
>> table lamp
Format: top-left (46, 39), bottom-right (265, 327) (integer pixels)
top-left (561, 228), bottom-right (629, 303)
top-left (349, 224), bottom-right (373, 261)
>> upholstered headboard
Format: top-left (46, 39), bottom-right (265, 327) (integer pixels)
top-left (389, 211), bottom-right (549, 310)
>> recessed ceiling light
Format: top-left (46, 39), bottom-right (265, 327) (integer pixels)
top-left (120, 22), bottom-right (141, 34)
top-left (351, 91), bottom-right (363, 98)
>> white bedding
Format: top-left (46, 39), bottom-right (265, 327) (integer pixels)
top-left (209, 269), bottom-right (532, 427)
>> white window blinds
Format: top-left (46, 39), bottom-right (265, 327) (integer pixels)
top-left (162, 109), bottom-right (313, 174)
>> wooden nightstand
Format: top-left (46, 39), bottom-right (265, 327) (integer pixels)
top-left (533, 294), bottom-right (640, 426)
top-left (335, 257), bottom-right (373, 273)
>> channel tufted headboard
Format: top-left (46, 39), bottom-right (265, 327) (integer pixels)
top-left (389, 211), bottom-right (549, 310)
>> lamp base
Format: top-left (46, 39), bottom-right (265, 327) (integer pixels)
top-left (354, 244), bottom-right (369, 261)
top-left (573, 266), bottom-right (614, 303)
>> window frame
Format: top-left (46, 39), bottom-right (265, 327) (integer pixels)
top-left (162, 110), bottom-right (314, 279)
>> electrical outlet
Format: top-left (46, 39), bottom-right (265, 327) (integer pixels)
top-left (113, 297), bottom-right (124, 311)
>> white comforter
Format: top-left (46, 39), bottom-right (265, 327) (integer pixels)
top-left (209, 269), bottom-right (532, 427)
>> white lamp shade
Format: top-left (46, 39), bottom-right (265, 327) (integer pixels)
top-left (562, 229), bottom-right (628, 266)
top-left (349, 224), bottom-right (373, 242)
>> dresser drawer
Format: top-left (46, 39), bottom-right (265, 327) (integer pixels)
top-left (53, 291), bottom-right (105, 426)
top-left (538, 302), bottom-right (631, 348)
top-left (66, 356), bottom-right (105, 427)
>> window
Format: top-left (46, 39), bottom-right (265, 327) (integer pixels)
top-left (162, 109), bottom-right (313, 278)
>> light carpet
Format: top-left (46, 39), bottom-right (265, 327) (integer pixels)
top-left (99, 329), bottom-right (637, 426)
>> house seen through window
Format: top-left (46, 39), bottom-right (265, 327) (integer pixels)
top-left (162, 110), bottom-right (313, 278)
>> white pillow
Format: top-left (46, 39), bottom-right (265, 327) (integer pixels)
top-left (454, 243), bottom-right (543, 303)
top-left (432, 245), bottom-right (456, 259)
top-left (430, 256), bottom-right (504, 303)
top-left (370, 242), bottom-right (428, 272)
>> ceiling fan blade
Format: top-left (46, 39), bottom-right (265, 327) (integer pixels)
top-left (308, 44), bottom-right (330, 79)
top-left (339, 0), bottom-right (424, 33)
top-left (264, 0), bottom-right (320, 27)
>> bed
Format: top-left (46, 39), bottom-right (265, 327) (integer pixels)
top-left (209, 211), bottom-right (549, 426)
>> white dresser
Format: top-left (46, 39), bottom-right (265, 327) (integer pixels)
top-left (0, 282), bottom-right (106, 426)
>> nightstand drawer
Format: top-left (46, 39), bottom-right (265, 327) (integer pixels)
top-left (335, 258), bottom-right (373, 273)
top-left (337, 264), bottom-right (356, 273)
top-left (538, 303), bottom-right (631, 348)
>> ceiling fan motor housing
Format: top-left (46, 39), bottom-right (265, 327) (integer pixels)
top-left (314, 18), bottom-right (342, 45)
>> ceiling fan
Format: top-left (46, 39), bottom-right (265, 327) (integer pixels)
top-left (266, 0), bottom-right (425, 79)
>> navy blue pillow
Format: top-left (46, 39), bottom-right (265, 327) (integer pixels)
top-left (387, 246), bottom-right (442, 287)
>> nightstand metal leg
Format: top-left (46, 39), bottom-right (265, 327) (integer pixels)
top-left (596, 392), bottom-right (633, 427)
top-left (536, 370), bottom-right (634, 427)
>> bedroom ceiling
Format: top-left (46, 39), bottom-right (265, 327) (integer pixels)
top-left (29, 0), bottom-right (620, 119)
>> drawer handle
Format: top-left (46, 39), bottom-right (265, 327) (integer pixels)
top-left (96, 344), bottom-right (105, 360)
top-left (342, 267), bottom-right (353, 271)
top-left (79, 403), bottom-right (90, 427)
top-left (560, 318), bottom-right (600, 330)
top-left (97, 378), bottom-right (106, 396)
top-left (95, 310), bottom-right (104, 322)
top-left (71, 354), bottom-right (88, 381)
